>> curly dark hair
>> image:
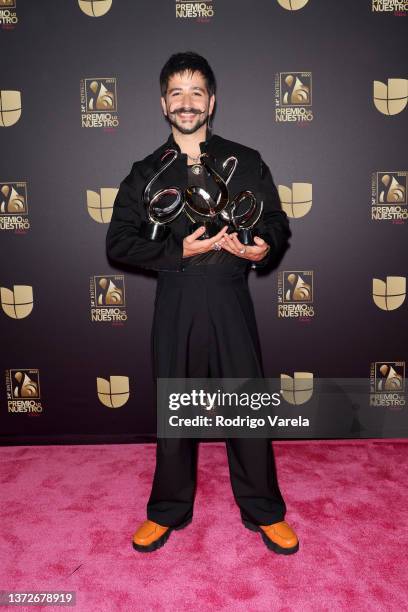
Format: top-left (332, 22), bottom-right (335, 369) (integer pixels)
top-left (159, 51), bottom-right (216, 98)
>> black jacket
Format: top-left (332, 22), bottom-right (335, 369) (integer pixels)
top-left (106, 128), bottom-right (291, 273)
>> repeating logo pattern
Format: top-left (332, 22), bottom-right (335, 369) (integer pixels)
top-left (275, 72), bottom-right (313, 122)
top-left (80, 78), bottom-right (119, 128)
top-left (371, 172), bottom-right (407, 221)
top-left (1, 4), bottom-right (406, 432)
top-left (78, 0), bottom-right (112, 17)
top-left (0, 181), bottom-right (30, 231)
top-left (0, 90), bottom-right (21, 126)
top-left (90, 275), bottom-right (128, 323)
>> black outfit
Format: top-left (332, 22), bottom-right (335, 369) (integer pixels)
top-left (106, 127), bottom-right (292, 528)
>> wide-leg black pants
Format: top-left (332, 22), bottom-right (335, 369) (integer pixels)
top-left (146, 265), bottom-right (287, 527)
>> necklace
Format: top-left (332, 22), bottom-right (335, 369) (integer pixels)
top-left (187, 153), bottom-right (203, 175)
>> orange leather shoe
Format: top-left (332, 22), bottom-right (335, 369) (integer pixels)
top-left (132, 517), bottom-right (191, 553)
top-left (243, 519), bottom-right (299, 555)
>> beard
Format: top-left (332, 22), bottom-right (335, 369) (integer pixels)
top-left (166, 107), bottom-right (210, 135)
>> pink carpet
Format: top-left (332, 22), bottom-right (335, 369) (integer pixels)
top-left (0, 439), bottom-right (407, 611)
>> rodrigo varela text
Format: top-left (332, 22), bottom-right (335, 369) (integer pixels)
top-left (169, 415), bottom-right (309, 428)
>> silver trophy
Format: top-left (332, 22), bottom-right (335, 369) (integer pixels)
top-left (217, 156), bottom-right (264, 245)
top-left (229, 190), bottom-right (263, 245)
top-left (139, 149), bottom-right (185, 241)
top-left (183, 152), bottom-right (230, 239)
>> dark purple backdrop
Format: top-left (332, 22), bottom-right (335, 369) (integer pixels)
top-left (1, 1), bottom-right (407, 444)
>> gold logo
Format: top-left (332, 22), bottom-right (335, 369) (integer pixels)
top-left (370, 361), bottom-right (405, 409)
top-left (78, 0), bottom-right (112, 17)
top-left (371, 171), bottom-right (408, 221)
top-left (175, 0), bottom-right (214, 19)
top-left (282, 73), bottom-right (311, 106)
top-left (375, 363), bottom-right (405, 392)
top-left (0, 0), bottom-right (16, 7)
top-left (275, 72), bottom-right (313, 122)
top-left (96, 276), bottom-right (124, 306)
top-left (280, 372), bottom-right (313, 405)
top-left (90, 275), bottom-right (127, 322)
top-left (86, 79), bottom-right (116, 112)
top-left (277, 0), bottom-right (309, 9)
top-left (278, 183), bottom-right (312, 218)
top-left (87, 80), bottom-right (115, 110)
top-left (81, 78), bottom-right (119, 128)
top-left (97, 375), bottom-right (129, 408)
top-left (87, 188), bottom-right (118, 223)
top-left (373, 79), bottom-right (408, 115)
top-left (278, 271), bottom-right (314, 317)
top-left (1, 285), bottom-right (33, 318)
top-left (285, 272), bottom-right (312, 302)
top-left (372, 276), bottom-right (406, 311)
top-left (378, 173), bottom-right (406, 204)
top-left (10, 369), bottom-right (40, 399)
top-left (372, 0), bottom-right (408, 12)
top-left (0, 90), bottom-right (21, 127)
top-left (0, 182), bottom-right (27, 213)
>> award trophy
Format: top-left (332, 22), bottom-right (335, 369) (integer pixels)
top-left (217, 156), bottom-right (264, 246)
top-left (183, 152), bottom-right (230, 239)
top-left (139, 149), bottom-right (185, 241)
top-left (229, 191), bottom-right (263, 245)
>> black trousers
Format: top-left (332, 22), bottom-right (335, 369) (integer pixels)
top-left (146, 265), bottom-right (287, 527)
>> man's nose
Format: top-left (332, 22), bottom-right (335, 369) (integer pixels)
top-left (181, 93), bottom-right (194, 107)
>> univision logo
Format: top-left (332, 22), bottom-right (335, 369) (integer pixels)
top-left (0, 90), bottom-right (21, 127)
top-left (0, 284), bottom-right (33, 318)
top-left (280, 372), bottom-right (313, 405)
top-left (373, 78), bottom-right (408, 115)
top-left (87, 188), bottom-right (118, 222)
top-left (277, 0), bottom-right (309, 9)
top-left (77, 0), bottom-right (112, 17)
top-left (372, 276), bottom-right (406, 311)
top-left (278, 183), bottom-right (312, 218)
top-left (97, 375), bottom-right (129, 408)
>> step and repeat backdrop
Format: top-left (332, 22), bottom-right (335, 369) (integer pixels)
top-left (1, 0), bottom-right (407, 444)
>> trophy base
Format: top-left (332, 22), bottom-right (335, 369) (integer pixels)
top-left (139, 221), bottom-right (170, 242)
top-left (237, 227), bottom-right (256, 246)
top-left (190, 221), bottom-right (220, 240)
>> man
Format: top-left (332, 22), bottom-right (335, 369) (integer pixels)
top-left (106, 52), bottom-right (299, 555)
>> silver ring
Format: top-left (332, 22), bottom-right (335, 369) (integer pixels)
top-left (239, 247), bottom-right (246, 254)
top-left (212, 242), bottom-right (222, 251)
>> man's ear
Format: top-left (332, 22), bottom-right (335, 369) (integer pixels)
top-left (209, 94), bottom-right (215, 115)
top-left (160, 96), bottom-right (167, 117)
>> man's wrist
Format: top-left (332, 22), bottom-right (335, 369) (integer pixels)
top-left (260, 244), bottom-right (271, 260)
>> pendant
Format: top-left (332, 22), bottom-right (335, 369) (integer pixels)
top-left (191, 164), bottom-right (202, 175)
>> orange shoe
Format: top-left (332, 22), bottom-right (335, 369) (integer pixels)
top-left (243, 519), bottom-right (299, 555)
top-left (132, 517), bottom-right (191, 553)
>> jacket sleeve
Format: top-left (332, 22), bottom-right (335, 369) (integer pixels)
top-left (251, 155), bottom-right (292, 270)
top-left (106, 162), bottom-right (184, 272)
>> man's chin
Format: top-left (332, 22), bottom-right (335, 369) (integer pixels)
top-left (168, 117), bottom-right (208, 135)
top-left (174, 126), bottom-right (200, 135)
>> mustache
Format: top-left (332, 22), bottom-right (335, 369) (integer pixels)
top-left (169, 107), bottom-right (205, 115)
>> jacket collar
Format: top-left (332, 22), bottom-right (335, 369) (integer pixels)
top-left (165, 125), bottom-right (214, 155)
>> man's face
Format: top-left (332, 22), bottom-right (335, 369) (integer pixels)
top-left (161, 70), bottom-right (215, 135)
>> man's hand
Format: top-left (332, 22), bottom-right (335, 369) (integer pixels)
top-left (183, 225), bottom-right (229, 258)
top-left (220, 232), bottom-right (271, 262)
